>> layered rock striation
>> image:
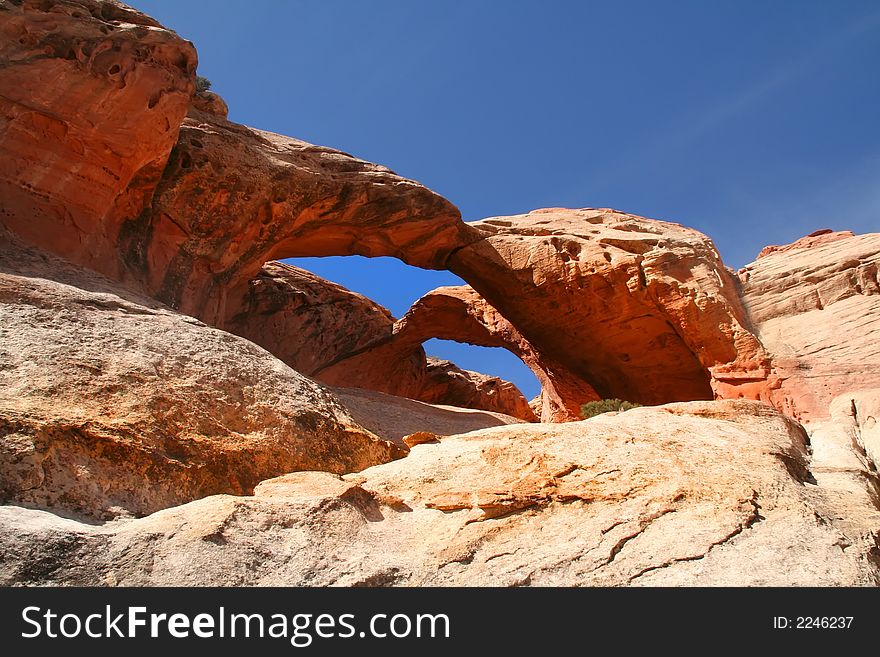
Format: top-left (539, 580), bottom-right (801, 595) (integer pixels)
top-left (738, 230), bottom-right (880, 420)
top-left (2, 400), bottom-right (877, 586)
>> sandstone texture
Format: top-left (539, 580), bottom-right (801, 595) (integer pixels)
top-left (0, 229), bottom-right (404, 519)
top-left (225, 260), bottom-right (396, 379)
top-left (322, 285), bottom-right (557, 419)
top-left (444, 209), bottom-right (768, 420)
top-left (190, 89), bottom-right (227, 118)
top-left (0, 0), bottom-right (195, 281)
top-left (757, 228), bottom-right (856, 259)
top-left (0, 1), bottom-right (470, 323)
top-left (738, 231), bottom-right (880, 420)
top-left (330, 386), bottom-right (523, 445)
top-left (1, 0), bottom-right (878, 591)
top-left (804, 389), bottom-right (880, 536)
top-left (1, 400), bottom-right (877, 586)
top-left (418, 358), bottom-right (536, 423)
top-left (337, 210), bottom-right (770, 422)
top-left (0, 3), bottom-right (776, 424)
top-left (226, 261), bottom-right (534, 420)
top-left (125, 111), bottom-right (469, 324)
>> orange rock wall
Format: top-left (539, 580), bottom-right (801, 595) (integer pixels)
top-left (0, 0), bottom-right (195, 283)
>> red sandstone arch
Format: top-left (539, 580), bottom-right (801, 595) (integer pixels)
top-left (0, 3), bottom-right (770, 423)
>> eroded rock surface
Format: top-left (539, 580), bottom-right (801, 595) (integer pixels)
top-left (418, 358), bottom-right (536, 423)
top-left (331, 386), bottom-right (523, 446)
top-left (757, 228), bottom-right (856, 260)
top-left (244, 209), bottom-right (778, 423)
top-left (324, 284), bottom-right (575, 421)
top-left (225, 261), bottom-right (534, 419)
top-left (427, 209), bottom-right (768, 419)
top-left (0, 229), bottom-right (403, 519)
top-left (804, 389), bottom-right (880, 536)
top-left (225, 261), bottom-right (396, 379)
top-left (2, 400), bottom-right (877, 586)
top-left (0, 2), bottom-right (470, 329)
top-left (738, 231), bottom-right (880, 420)
top-left (124, 111), bottom-right (470, 324)
top-left (0, 0), bottom-right (196, 281)
top-left (0, 3), bottom-right (775, 425)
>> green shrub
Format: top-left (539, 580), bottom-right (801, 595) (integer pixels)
top-left (195, 74), bottom-right (212, 92)
top-left (580, 398), bottom-right (642, 419)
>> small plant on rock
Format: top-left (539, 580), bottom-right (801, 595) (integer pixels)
top-left (580, 398), bottom-right (642, 419)
top-left (195, 74), bottom-right (212, 92)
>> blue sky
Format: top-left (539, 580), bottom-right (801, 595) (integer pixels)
top-left (135, 1), bottom-right (879, 400)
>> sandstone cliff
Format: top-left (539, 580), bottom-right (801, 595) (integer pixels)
top-left (738, 230), bottom-right (880, 421)
top-left (0, 0), bottom-right (195, 283)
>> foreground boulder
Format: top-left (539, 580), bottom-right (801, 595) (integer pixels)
top-left (0, 230), bottom-right (404, 519)
top-left (1, 400), bottom-right (877, 586)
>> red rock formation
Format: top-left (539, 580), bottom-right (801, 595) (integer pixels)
top-left (442, 209), bottom-right (769, 418)
top-left (756, 229), bottom-right (855, 260)
top-left (0, 0), bottom-right (196, 281)
top-left (737, 230), bottom-right (880, 421)
top-left (323, 284), bottom-right (588, 421)
top-left (225, 261), bottom-right (395, 378)
top-left (0, 1), bottom-right (469, 330)
top-left (190, 89), bottom-right (228, 118)
top-left (394, 286), bottom-right (599, 422)
top-left (0, 3), bottom-right (781, 426)
top-left (419, 358), bottom-right (537, 423)
top-left (122, 109), bottom-right (471, 324)
top-left (226, 261), bottom-right (536, 420)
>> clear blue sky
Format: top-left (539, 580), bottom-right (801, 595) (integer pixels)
top-left (134, 1), bottom-right (879, 400)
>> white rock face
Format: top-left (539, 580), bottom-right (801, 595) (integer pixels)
top-left (805, 389), bottom-right (880, 535)
top-left (2, 400), bottom-right (877, 586)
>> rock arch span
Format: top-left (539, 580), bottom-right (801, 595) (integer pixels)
top-left (131, 108), bottom-right (767, 421)
top-left (0, 2), bottom-right (770, 422)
